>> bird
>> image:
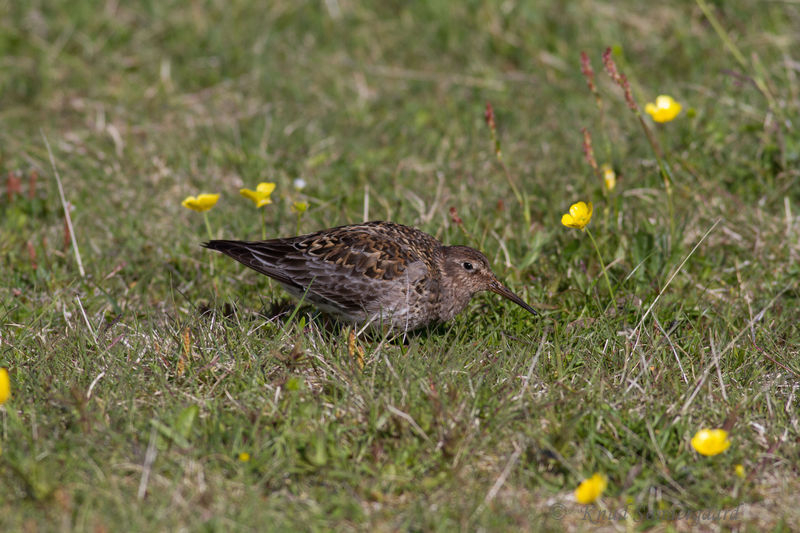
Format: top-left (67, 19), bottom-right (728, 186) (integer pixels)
top-left (203, 221), bottom-right (537, 333)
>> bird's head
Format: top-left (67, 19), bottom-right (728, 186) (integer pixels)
top-left (442, 246), bottom-right (537, 316)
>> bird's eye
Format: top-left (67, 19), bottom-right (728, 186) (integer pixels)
top-left (462, 262), bottom-right (474, 271)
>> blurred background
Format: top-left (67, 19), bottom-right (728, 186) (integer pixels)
top-left (1, 1), bottom-right (799, 530)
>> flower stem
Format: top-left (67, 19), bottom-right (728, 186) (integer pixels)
top-left (203, 212), bottom-right (215, 275)
top-left (260, 210), bottom-right (266, 240)
top-left (202, 212), bottom-right (214, 241)
top-left (586, 228), bottom-right (615, 302)
top-left (636, 114), bottom-right (675, 247)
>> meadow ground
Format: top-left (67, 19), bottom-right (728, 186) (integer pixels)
top-left (1, 1), bottom-right (799, 531)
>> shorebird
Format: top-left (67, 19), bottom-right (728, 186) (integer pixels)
top-left (203, 221), bottom-right (536, 332)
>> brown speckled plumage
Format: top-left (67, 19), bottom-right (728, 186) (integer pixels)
top-left (203, 221), bottom-right (536, 332)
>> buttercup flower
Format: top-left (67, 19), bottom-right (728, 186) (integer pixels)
top-left (735, 464), bottom-right (745, 478)
top-left (291, 201), bottom-right (308, 214)
top-left (575, 473), bottom-right (607, 504)
top-left (561, 201), bottom-right (593, 230)
top-left (240, 182), bottom-right (276, 208)
top-left (691, 428), bottom-right (730, 456)
top-left (0, 367), bottom-right (10, 405)
top-left (182, 193), bottom-right (220, 212)
top-left (645, 95), bottom-right (682, 123)
top-left (238, 452), bottom-right (251, 462)
top-left (602, 165), bottom-right (616, 191)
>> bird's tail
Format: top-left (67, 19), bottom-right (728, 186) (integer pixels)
top-left (202, 240), bottom-right (296, 286)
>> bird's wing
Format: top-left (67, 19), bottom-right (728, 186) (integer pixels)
top-left (203, 227), bottom-right (434, 314)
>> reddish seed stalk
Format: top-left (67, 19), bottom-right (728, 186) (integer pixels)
top-left (600, 47), bottom-right (665, 161)
top-left (7, 172), bottom-right (22, 202)
top-left (580, 51), bottom-right (596, 93)
top-left (619, 73), bottom-right (638, 112)
top-left (484, 102), bottom-right (497, 132)
top-left (602, 47), bottom-right (622, 85)
top-left (27, 241), bottom-right (37, 270)
top-left (602, 46), bottom-right (674, 240)
top-left (581, 51), bottom-right (614, 166)
top-left (449, 206), bottom-right (474, 243)
top-left (449, 206), bottom-right (463, 226)
top-left (581, 127), bottom-right (599, 176)
top-left (29, 170), bottom-right (38, 199)
top-left (581, 51), bottom-right (604, 112)
top-left (602, 48), bottom-right (638, 112)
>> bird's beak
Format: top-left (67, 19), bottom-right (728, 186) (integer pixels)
top-left (489, 280), bottom-right (538, 316)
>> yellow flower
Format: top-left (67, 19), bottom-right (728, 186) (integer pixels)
top-left (0, 368), bottom-right (9, 405)
top-left (602, 164), bottom-right (616, 191)
top-left (575, 473), bottom-right (607, 504)
top-left (181, 193), bottom-right (220, 212)
top-left (238, 452), bottom-right (251, 462)
top-left (291, 201), bottom-right (308, 214)
top-left (735, 464), bottom-right (745, 478)
top-left (645, 95), bottom-right (682, 123)
top-left (240, 182), bottom-right (276, 208)
top-left (691, 428), bottom-right (731, 456)
top-left (561, 201), bottom-right (593, 230)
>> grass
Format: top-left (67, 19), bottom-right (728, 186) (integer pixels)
top-left (1, 0), bottom-right (799, 530)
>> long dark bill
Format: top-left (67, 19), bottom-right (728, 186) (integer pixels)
top-left (489, 281), bottom-right (538, 316)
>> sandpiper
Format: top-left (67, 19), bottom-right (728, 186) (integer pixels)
top-left (203, 221), bottom-right (536, 332)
